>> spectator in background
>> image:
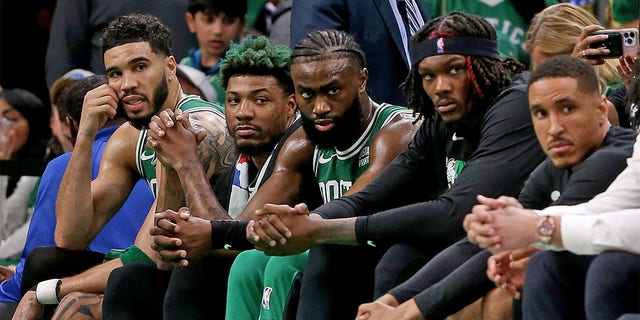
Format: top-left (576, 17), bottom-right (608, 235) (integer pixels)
top-left (424, 0), bottom-right (558, 68)
top-left (0, 75), bottom-right (154, 319)
top-left (180, 0), bottom-right (247, 105)
top-left (0, 89), bottom-right (50, 261)
top-left (44, 0), bottom-right (197, 90)
top-left (48, 69), bottom-right (96, 154)
top-left (290, 0), bottom-right (430, 106)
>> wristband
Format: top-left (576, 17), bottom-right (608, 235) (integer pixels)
top-left (35, 279), bottom-right (61, 305)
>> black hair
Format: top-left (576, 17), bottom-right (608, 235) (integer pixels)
top-left (290, 29), bottom-right (366, 70)
top-left (403, 11), bottom-right (525, 120)
top-left (101, 14), bottom-right (173, 57)
top-left (529, 56), bottom-right (599, 94)
top-left (219, 36), bottom-right (293, 95)
top-left (188, 0), bottom-right (247, 19)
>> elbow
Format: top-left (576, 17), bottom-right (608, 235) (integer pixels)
top-left (54, 230), bottom-right (90, 251)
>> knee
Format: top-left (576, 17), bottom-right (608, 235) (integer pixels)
top-left (588, 251), bottom-right (635, 285)
top-left (55, 292), bottom-right (103, 319)
top-left (228, 250), bottom-right (271, 285)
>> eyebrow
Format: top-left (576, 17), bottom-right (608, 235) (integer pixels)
top-left (105, 56), bottom-right (151, 74)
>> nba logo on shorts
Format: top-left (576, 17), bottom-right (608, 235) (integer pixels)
top-left (262, 287), bottom-right (273, 310)
top-left (437, 37), bottom-right (445, 54)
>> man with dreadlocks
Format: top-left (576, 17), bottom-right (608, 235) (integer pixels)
top-left (249, 11), bottom-right (546, 319)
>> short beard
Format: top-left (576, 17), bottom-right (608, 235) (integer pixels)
top-left (236, 139), bottom-right (278, 157)
top-left (122, 74), bottom-right (169, 130)
top-left (302, 96), bottom-right (362, 149)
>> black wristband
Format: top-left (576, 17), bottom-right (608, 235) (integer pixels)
top-left (210, 220), bottom-right (254, 251)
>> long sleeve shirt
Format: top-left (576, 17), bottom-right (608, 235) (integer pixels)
top-left (540, 134), bottom-right (640, 255)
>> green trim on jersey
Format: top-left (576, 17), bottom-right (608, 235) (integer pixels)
top-left (313, 103), bottom-right (412, 203)
top-left (135, 95), bottom-right (225, 196)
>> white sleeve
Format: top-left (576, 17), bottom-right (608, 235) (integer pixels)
top-left (560, 209), bottom-right (640, 255)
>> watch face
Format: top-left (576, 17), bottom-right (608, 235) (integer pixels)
top-left (538, 220), bottom-right (554, 236)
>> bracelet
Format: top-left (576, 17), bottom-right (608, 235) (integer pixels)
top-left (35, 279), bottom-right (61, 305)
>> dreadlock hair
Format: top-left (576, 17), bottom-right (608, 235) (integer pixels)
top-left (101, 14), bottom-right (173, 58)
top-left (219, 36), bottom-right (293, 95)
top-left (402, 11), bottom-right (525, 121)
top-left (290, 29), bottom-right (366, 71)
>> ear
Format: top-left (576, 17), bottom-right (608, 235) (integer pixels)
top-left (601, 96), bottom-right (619, 126)
top-left (359, 67), bottom-right (368, 94)
top-left (286, 93), bottom-right (297, 118)
top-left (185, 12), bottom-right (197, 33)
top-left (166, 56), bottom-right (177, 81)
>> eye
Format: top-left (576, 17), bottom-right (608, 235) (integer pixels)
top-left (532, 109), bottom-right (547, 119)
top-left (226, 97), bottom-right (239, 105)
top-left (300, 91), bottom-right (313, 99)
top-left (223, 17), bottom-right (236, 25)
top-left (328, 88), bottom-right (340, 95)
top-left (107, 70), bottom-right (122, 79)
top-left (255, 97), bottom-right (268, 104)
top-left (420, 72), bottom-right (433, 81)
top-left (562, 106), bottom-right (574, 113)
top-left (449, 66), bottom-right (463, 75)
top-left (135, 64), bottom-right (146, 72)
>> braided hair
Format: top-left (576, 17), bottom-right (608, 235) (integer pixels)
top-left (290, 29), bottom-right (366, 70)
top-left (403, 11), bottom-right (525, 120)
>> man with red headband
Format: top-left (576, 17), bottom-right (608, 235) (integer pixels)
top-left (249, 11), bottom-right (545, 319)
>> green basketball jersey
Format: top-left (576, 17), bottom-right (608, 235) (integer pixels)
top-left (135, 95), bottom-right (225, 196)
top-left (313, 103), bottom-right (412, 204)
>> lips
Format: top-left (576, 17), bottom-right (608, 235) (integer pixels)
top-left (547, 140), bottom-right (572, 154)
top-left (234, 125), bottom-right (258, 137)
top-left (314, 119), bottom-right (334, 132)
top-left (122, 95), bottom-right (146, 112)
top-left (435, 99), bottom-right (456, 114)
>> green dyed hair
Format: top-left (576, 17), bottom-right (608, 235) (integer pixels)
top-left (219, 36), bottom-right (293, 95)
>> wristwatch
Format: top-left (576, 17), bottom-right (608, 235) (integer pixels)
top-left (536, 215), bottom-right (556, 245)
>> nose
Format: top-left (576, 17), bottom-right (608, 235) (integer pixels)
top-left (547, 113), bottom-right (564, 135)
top-left (234, 99), bottom-right (254, 119)
top-left (434, 75), bottom-right (452, 95)
top-left (211, 19), bottom-right (223, 35)
top-left (120, 72), bottom-right (137, 92)
top-left (312, 97), bottom-right (331, 116)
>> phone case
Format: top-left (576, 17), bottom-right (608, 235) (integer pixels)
top-left (589, 27), bottom-right (638, 58)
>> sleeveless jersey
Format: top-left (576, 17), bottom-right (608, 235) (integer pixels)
top-left (134, 95), bottom-right (226, 196)
top-left (313, 103), bottom-right (412, 203)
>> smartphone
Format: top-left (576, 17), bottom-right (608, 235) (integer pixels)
top-left (588, 27), bottom-right (639, 58)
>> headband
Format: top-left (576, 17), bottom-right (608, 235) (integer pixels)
top-left (410, 37), bottom-right (501, 66)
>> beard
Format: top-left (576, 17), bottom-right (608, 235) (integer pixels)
top-left (236, 138), bottom-right (278, 157)
top-left (120, 74), bottom-right (169, 130)
top-left (301, 96), bottom-right (363, 149)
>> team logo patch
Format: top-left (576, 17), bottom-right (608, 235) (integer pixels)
top-left (261, 287), bottom-right (273, 310)
top-left (437, 37), bottom-right (445, 54)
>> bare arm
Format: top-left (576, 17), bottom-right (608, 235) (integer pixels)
top-left (236, 127), bottom-right (315, 221)
top-left (250, 113), bottom-right (421, 254)
top-left (147, 108), bottom-right (236, 220)
top-left (55, 85), bottom-right (139, 250)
